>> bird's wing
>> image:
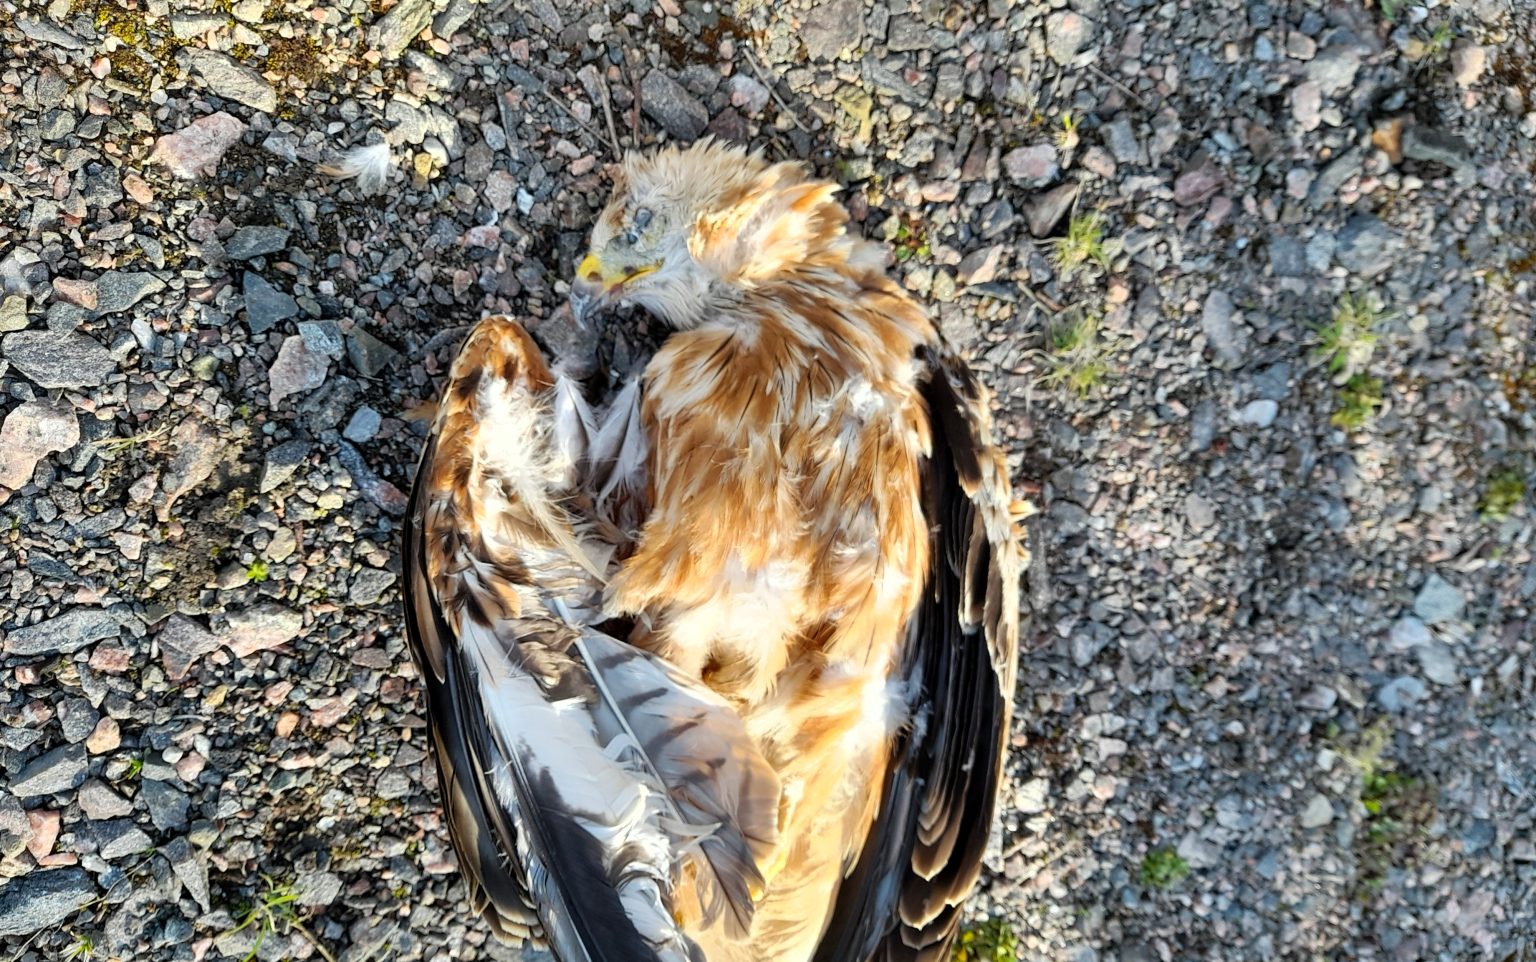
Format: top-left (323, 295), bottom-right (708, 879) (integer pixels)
top-left (811, 343), bottom-right (1026, 962)
top-left (403, 316), bottom-right (780, 962)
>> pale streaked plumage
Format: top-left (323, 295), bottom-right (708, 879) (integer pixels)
top-left (402, 139), bottom-right (1030, 962)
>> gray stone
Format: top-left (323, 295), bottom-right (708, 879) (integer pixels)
top-left (350, 568), bottom-right (397, 606)
top-left (955, 247), bottom-right (1003, 286)
top-left (1298, 685), bottom-right (1337, 711)
top-left (185, 50), bottom-right (278, 113)
top-left (1269, 235), bottom-right (1308, 276)
top-left (40, 109), bottom-right (76, 141)
top-left (296, 871), bottom-right (344, 908)
top-left (1184, 493), bottom-right (1216, 531)
top-left (170, 13), bottom-right (225, 39)
top-left (165, 837), bottom-right (211, 911)
top-left (1045, 10), bottom-right (1095, 65)
top-left (94, 271), bottom-right (165, 316)
top-left (16, 17), bottom-right (88, 49)
top-left (886, 16), bottom-right (930, 52)
top-left (1025, 183), bottom-right (1077, 237)
top-left (802, 0), bottom-right (864, 60)
top-left (1002, 144), bottom-right (1058, 184)
top-left (1103, 118), bottom-right (1143, 165)
top-left (1389, 615), bottom-right (1431, 650)
top-left (9, 743), bottom-right (88, 798)
top-left (337, 442), bottom-right (409, 516)
top-left (1415, 640), bottom-right (1459, 686)
top-left (1201, 290), bottom-right (1246, 368)
top-left (157, 615), bottom-right (220, 682)
top-left (2, 605), bottom-right (115, 657)
top-left (347, 328), bottom-right (400, 377)
top-left (226, 226), bottom-right (291, 261)
top-left (433, 0), bottom-right (475, 37)
top-left (1236, 399), bottom-right (1278, 428)
top-left (94, 820), bottom-right (153, 860)
top-left (343, 406), bottom-right (383, 443)
top-left (1306, 45), bottom-right (1361, 92)
top-left (1377, 676), bottom-right (1427, 712)
top-left (1176, 832), bottom-right (1223, 870)
top-left (78, 779), bottom-right (133, 820)
top-left (1070, 622), bottom-right (1112, 667)
top-left (0, 868), bottom-right (97, 937)
top-left (58, 698), bottom-right (99, 743)
top-left (1254, 362), bottom-right (1292, 400)
top-left (640, 72), bottom-right (709, 141)
top-left (0, 398), bottom-right (80, 496)
top-left (298, 320), bottom-right (345, 358)
top-left (139, 779), bottom-right (190, 832)
top-left (260, 440), bottom-right (310, 494)
top-left (1300, 793), bottom-right (1334, 828)
top-left (242, 273), bottom-right (298, 334)
top-left (1016, 777), bottom-right (1050, 814)
top-left (2, 331), bottom-right (116, 389)
top-left (46, 302), bottom-right (86, 333)
top-left (1413, 574), bottom-right (1465, 625)
top-left (1335, 214), bottom-right (1396, 279)
top-left (1402, 126), bottom-right (1475, 173)
top-left (370, 0), bottom-right (437, 60)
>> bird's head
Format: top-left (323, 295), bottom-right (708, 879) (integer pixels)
top-left (570, 138), bottom-right (864, 329)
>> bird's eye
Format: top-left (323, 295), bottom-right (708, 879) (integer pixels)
top-left (620, 209), bottom-right (652, 247)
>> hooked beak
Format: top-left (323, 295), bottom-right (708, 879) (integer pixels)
top-left (569, 252), bottom-right (657, 327)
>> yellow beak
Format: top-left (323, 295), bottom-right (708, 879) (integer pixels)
top-left (570, 252), bottom-right (658, 324)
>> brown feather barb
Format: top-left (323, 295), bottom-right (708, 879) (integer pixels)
top-left (402, 139), bottom-right (1031, 962)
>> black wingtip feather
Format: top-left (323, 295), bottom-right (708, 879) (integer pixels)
top-left (810, 348), bottom-right (1020, 962)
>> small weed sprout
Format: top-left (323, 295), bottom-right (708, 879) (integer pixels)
top-left (1052, 211), bottom-right (1113, 280)
top-left (1316, 292), bottom-right (1389, 385)
top-left (1332, 374), bottom-right (1385, 431)
top-left (93, 423), bottom-right (173, 457)
top-left (245, 559), bottom-right (271, 583)
top-left (65, 931), bottom-right (96, 961)
top-left (1139, 847), bottom-right (1191, 889)
top-left (1479, 469), bottom-right (1528, 521)
top-left (223, 875), bottom-right (339, 962)
top-left (1036, 315), bottom-right (1115, 398)
top-left (1056, 113), bottom-right (1080, 152)
top-left (952, 918), bottom-right (1018, 962)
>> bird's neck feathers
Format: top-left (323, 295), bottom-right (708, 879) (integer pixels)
top-left (685, 166), bottom-right (886, 298)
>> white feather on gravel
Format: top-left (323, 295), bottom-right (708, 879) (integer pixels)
top-left (318, 142), bottom-right (393, 195)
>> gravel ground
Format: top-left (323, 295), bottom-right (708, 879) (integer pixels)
top-left (2, 0), bottom-right (1534, 960)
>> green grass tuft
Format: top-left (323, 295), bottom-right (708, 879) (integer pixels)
top-left (1316, 292), bottom-right (1389, 385)
top-left (221, 874), bottom-right (341, 962)
top-left (1331, 374), bottom-right (1385, 430)
top-left (1037, 314), bottom-right (1115, 397)
top-left (1479, 469), bottom-right (1527, 521)
top-left (1139, 847), bottom-right (1191, 889)
top-left (1052, 211), bottom-right (1112, 280)
top-left (952, 918), bottom-right (1018, 962)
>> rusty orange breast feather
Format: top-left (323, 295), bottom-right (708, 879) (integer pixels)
top-left (604, 268), bottom-right (940, 701)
